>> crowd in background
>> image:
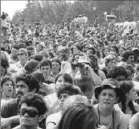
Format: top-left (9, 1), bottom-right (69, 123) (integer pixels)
top-left (1, 12), bottom-right (139, 129)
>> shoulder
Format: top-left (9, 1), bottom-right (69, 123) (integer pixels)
top-left (133, 102), bottom-right (139, 112)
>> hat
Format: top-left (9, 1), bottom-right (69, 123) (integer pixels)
top-left (94, 78), bottom-right (124, 103)
top-left (18, 48), bottom-right (28, 55)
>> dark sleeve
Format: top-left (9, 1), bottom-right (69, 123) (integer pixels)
top-left (1, 99), bottom-right (18, 118)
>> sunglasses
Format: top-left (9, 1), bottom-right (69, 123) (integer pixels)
top-left (19, 109), bottom-right (39, 118)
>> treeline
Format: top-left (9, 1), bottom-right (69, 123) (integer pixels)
top-left (12, 0), bottom-right (139, 25)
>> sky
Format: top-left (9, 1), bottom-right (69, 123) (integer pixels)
top-left (1, 1), bottom-right (27, 19)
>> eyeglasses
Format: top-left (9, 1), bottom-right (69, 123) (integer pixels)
top-left (19, 109), bottom-right (39, 118)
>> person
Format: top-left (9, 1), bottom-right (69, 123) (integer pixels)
top-left (129, 112), bottom-right (139, 129)
top-left (13, 93), bottom-right (47, 129)
top-left (58, 103), bottom-right (98, 129)
top-left (116, 81), bottom-right (139, 121)
top-left (1, 76), bottom-right (14, 101)
top-left (1, 74), bottom-right (40, 129)
top-left (45, 84), bottom-right (82, 129)
top-left (39, 59), bottom-right (55, 84)
top-left (94, 78), bottom-right (128, 129)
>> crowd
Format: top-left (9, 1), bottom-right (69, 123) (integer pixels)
top-left (1, 12), bottom-right (139, 129)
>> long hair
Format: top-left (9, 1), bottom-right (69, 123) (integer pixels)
top-left (119, 81), bottom-right (137, 115)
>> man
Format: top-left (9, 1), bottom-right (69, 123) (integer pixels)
top-left (39, 59), bottom-right (54, 84)
top-left (13, 93), bottom-right (47, 129)
top-left (1, 74), bottom-right (40, 128)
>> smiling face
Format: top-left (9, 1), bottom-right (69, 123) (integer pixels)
top-left (98, 88), bottom-right (117, 109)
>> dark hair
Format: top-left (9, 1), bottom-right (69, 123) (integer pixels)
top-left (55, 73), bottom-right (73, 84)
top-left (111, 45), bottom-right (119, 54)
top-left (57, 84), bottom-right (82, 99)
top-left (39, 59), bottom-right (52, 69)
top-left (16, 74), bottom-right (40, 93)
top-left (18, 93), bottom-right (47, 115)
top-left (1, 57), bottom-right (9, 69)
top-left (122, 51), bottom-right (135, 62)
top-left (31, 53), bottom-right (44, 62)
top-left (1, 76), bottom-right (14, 88)
top-left (108, 66), bottom-right (128, 79)
top-left (58, 103), bottom-right (98, 129)
top-left (119, 81), bottom-right (137, 115)
top-left (32, 71), bottom-right (45, 83)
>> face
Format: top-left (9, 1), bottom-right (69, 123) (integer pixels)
top-left (107, 59), bottom-right (117, 68)
top-left (98, 89), bottom-right (117, 109)
top-left (18, 52), bottom-right (27, 61)
top-left (59, 93), bottom-right (70, 109)
top-left (16, 81), bottom-right (29, 100)
top-left (11, 48), bottom-right (18, 56)
top-left (2, 81), bottom-right (14, 98)
top-left (126, 87), bottom-right (138, 101)
top-left (55, 76), bottom-right (64, 90)
top-left (1, 66), bottom-right (6, 77)
top-left (127, 55), bottom-right (134, 64)
top-left (115, 75), bottom-right (126, 82)
top-left (52, 62), bottom-right (60, 74)
top-left (19, 103), bottom-right (39, 128)
top-left (40, 65), bottom-right (51, 76)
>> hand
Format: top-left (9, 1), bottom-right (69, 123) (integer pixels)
top-left (1, 118), bottom-right (11, 129)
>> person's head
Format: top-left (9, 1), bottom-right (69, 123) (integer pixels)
top-left (94, 78), bottom-right (124, 109)
top-left (27, 46), bottom-right (35, 56)
top-left (108, 66), bottom-right (128, 82)
top-left (24, 59), bottom-right (39, 74)
top-left (16, 74), bottom-right (40, 100)
top-left (1, 76), bottom-right (14, 98)
top-left (110, 45), bottom-right (119, 55)
top-left (18, 48), bottom-right (28, 62)
top-left (55, 73), bottom-right (73, 90)
top-left (74, 76), bottom-right (94, 99)
top-left (51, 58), bottom-right (61, 75)
top-left (58, 103), bottom-right (98, 129)
top-left (119, 81), bottom-right (137, 102)
top-left (122, 51), bottom-right (135, 64)
top-left (62, 95), bottom-right (88, 112)
top-left (123, 64), bottom-right (135, 80)
top-left (18, 93), bottom-right (47, 128)
top-left (11, 44), bottom-right (19, 56)
top-left (31, 53), bottom-right (44, 62)
top-left (105, 55), bottom-right (117, 68)
top-left (57, 84), bottom-right (82, 109)
top-left (1, 55), bottom-right (9, 77)
top-left (39, 59), bottom-right (52, 76)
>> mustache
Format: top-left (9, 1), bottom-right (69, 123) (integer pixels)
top-left (16, 91), bottom-right (24, 96)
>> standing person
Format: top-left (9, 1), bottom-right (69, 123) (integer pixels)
top-left (1, 74), bottom-right (40, 129)
top-left (94, 78), bottom-right (128, 129)
top-left (12, 93), bottom-right (47, 129)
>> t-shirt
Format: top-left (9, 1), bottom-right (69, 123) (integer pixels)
top-left (129, 112), bottom-right (139, 129)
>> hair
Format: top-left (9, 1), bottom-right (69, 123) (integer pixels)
top-left (57, 84), bottom-right (82, 99)
top-left (39, 59), bottom-right (52, 69)
top-left (119, 81), bottom-right (137, 115)
top-left (111, 45), bottom-right (119, 54)
top-left (24, 59), bottom-right (39, 74)
top-left (107, 66), bottom-right (128, 79)
top-left (31, 53), bottom-right (44, 62)
top-left (55, 73), bottom-right (73, 84)
top-left (1, 76), bottom-right (14, 88)
top-left (105, 56), bottom-right (116, 66)
top-left (58, 103), bottom-right (98, 129)
top-left (16, 74), bottom-right (40, 93)
top-left (51, 58), bottom-right (61, 71)
top-left (122, 51), bottom-right (135, 62)
top-left (18, 93), bottom-right (47, 115)
top-left (32, 71), bottom-right (45, 83)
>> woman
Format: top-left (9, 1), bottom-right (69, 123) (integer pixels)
top-left (58, 103), bottom-right (98, 129)
top-left (117, 81), bottom-right (139, 120)
top-left (94, 78), bottom-right (128, 129)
